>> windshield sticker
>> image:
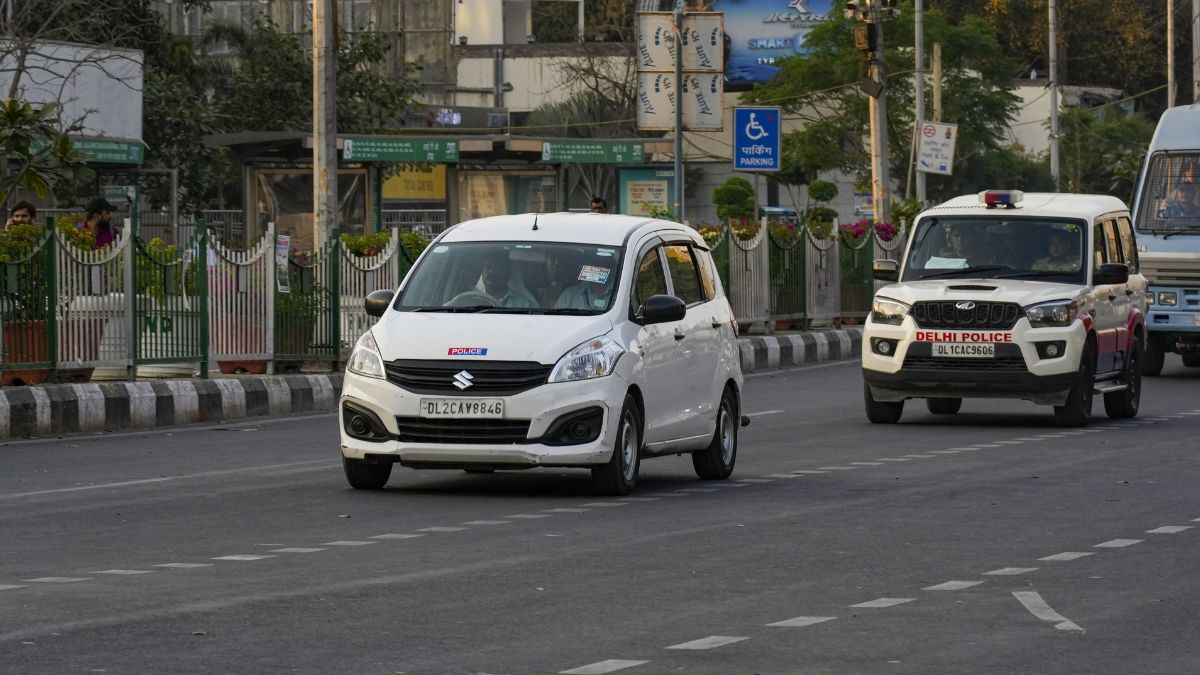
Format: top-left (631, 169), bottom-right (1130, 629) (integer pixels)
top-left (448, 347), bottom-right (488, 356)
top-left (432, 245), bottom-right (449, 253)
top-left (593, 297), bottom-right (606, 308)
top-left (596, 248), bottom-right (615, 257)
top-left (579, 265), bottom-right (611, 284)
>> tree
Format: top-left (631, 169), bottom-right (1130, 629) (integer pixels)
top-left (1060, 108), bottom-right (1155, 199)
top-left (712, 177), bottom-right (756, 221)
top-left (0, 100), bottom-right (94, 205)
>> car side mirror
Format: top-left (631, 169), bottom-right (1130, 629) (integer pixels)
top-left (873, 259), bottom-right (899, 282)
top-left (1093, 263), bottom-right (1129, 286)
top-left (639, 294), bottom-right (686, 324)
top-left (364, 289), bottom-right (395, 317)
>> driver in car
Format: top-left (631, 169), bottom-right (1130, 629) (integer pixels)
top-left (448, 251), bottom-right (537, 308)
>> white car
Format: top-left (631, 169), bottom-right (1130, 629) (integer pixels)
top-left (340, 213), bottom-right (745, 494)
top-left (863, 190), bottom-right (1148, 427)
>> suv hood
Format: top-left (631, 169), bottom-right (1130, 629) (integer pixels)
top-left (370, 312), bottom-right (614, 364)
top-left (876, 280), bottom-right (1083, 307)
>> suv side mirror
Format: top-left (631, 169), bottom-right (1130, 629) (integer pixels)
top-left (639, 294), bottom-right (686, 324)
top-left (365, 289), bottom-right (395, 317)
top-left (1093, 263), bottom-right (1129, 286)
top-left (873, 259), bottom-right (899, 282)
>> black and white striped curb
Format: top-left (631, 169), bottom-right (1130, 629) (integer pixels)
top-left (0, 374), bottom-right (341, 440)
top-left (737, 328), bottom-right (863, 373)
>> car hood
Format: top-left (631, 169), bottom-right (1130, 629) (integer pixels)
top-left (876, 280), bottom-right (1084, 306)
top-left (370, 311), bottom-right (615, 364)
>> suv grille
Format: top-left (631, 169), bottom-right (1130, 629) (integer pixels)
top-left (912, 301), bottom-right (1022, 330)
top-left (385, 360), bottom-right (552, 396)
top-left (394, 417), bottom-right (531, 444)
top-left (903, 343), bottom-right (1027, 372)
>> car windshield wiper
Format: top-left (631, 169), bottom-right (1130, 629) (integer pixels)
top-left (1163, 229), bottom-right (1200, 239)
top-left (477, 307), bottom-right (536, 314)
top-left (410, 305), bottom-right (494, 313)
top-left (994, 270), bottom-right (1075, 279)
top-left (541, 308), bottom-right (597, 315)
top-left (918, 265), bottom-right (1007, 279)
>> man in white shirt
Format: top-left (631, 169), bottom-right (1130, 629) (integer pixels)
top-left (554, 259), bottom-right (616, 311)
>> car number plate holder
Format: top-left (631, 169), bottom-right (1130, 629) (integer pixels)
top-left (419, 398), bottom-right (505, 418)
top-left (932, 343), bottom-right (995, 358)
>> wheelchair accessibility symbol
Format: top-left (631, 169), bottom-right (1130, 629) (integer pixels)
top-left (744, 113), bottom-right (768, 141)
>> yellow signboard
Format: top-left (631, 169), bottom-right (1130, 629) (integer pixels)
top-left (383, 164), bottom-right (446, 201)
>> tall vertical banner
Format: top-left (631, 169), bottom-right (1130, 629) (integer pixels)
top-left (636, 12), bottom-right (725, 132)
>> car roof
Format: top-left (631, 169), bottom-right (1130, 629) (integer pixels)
top-left (1149, 104), bottom-right (1200, 153)
top-left (920, 192), bottom-right (1128, 222)
top-left (438, 212), bottom-right (697, 246)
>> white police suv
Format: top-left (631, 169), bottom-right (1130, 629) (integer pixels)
top-left (863, 191), bottom-right (1148, 426)
top-left (339, 213), bottom-right (745, 495)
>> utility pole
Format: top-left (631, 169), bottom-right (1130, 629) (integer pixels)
top-left (1193, 0), bottom-right (1199, 103)
top-left (913, 0), bottom-right (925, 204)
top-left (1048, 0), bottom-right (1060, 191)
top-left (313, 0), bottom-right (338, 249)
top-left (931, 42), bottom-right (942, 122)
top-left (673, 2), bottom-right (685, 222)
top-left (1169, 0), bottom-right (1176, 107)
top-left (867, 0), bottom-right (891, 225)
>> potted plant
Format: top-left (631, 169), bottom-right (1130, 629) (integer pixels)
top-left (0, 224), bottom-right (52, 385)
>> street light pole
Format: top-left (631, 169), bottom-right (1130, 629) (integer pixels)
top-left (867, 0), bottom-right (891, 224)
top-left (913, 0), bottom-right (925, 204)
top-left (1048, 0), bottom-right (1060, 191)
top-left (1192, 0), bottom-right (1199, 103)
top-left (313, 0), bottom-right (338, 248)
top-left (673, 2), bottom-right (685, 222)
top-left (1169, 0), bottom-right (1176, 107)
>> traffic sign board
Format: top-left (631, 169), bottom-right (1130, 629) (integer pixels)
top-left (916, 122), bottom-right (958, 176)
top-left (732, 107), bottom-right (781, 172)
top-left (343, 138), bottom-right (459, 163)
top-left (541, 141), bottom-right (644, 164)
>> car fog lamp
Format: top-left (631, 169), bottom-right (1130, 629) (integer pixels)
top-left (569, 421), bottom-right (591, 440)
top-left (1045, 343), bottom-right (1059, 358)
top-left (877, 340), bottom-right (892, 355)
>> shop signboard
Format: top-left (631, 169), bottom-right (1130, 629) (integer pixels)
top-left (541, 141), bottom-right (645, 164)
top-left (619, 167), bottom-right (675, 217)
top-left (343, 138), bottom-right (459, 163)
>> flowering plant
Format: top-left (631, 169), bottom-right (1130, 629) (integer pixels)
top-left (874, 221), bottom-right (898, 242)
top-left (767, 220), bottom-right (800, 246)
top-left (340, 231), bottom-right (391, 257)
top-left (840, 219), bottom-right (871, 241)
top-left (730, 216), bottom-right (759, 241)
top-left (693, 224), bottom-right (722, 246)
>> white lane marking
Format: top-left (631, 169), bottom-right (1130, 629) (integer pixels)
top-left (1039, 552), bottom-right (1094, 562)
top-left (153, 563), bottom-right (213, 569)
top-left (1057, 431), bottom-right (1089, 435)
top-left (928, 450), bottom-right (961, 455)
top-left (24, 577), bottom-right (92, 583)
top-left (1032, 434), bottom-right (1062, 439)
top-left (212, 555), bottom-right (274, 561)
top-left (1014, 437), bottom-right (1043, 442)
top-left (746, 410), bottom-right (784, 418)
top-left (790, 470), bottom-right (828, 474)
top-left (1193, 517), bottom-right (1200, 522)
top-left (1095, 539), bottom-right (1143, 548)
top-left (1147, 526), bottom-right (1192, 534)
top-left (902, 454), bottom-right (936, 458)
top-left (763, 474), bottom-right (798, 479)
top-left (320, 540), bottom-right (377, 546)
top-left (850, 597), bottom-right (915, 608)
top-left (463, 520), bottom-right (511, 526)
top-left (649, 493), bottom-right (688, 498)
top-left (91, 569), bottom-right (153, 575)
top-left (666, 635), bottom-right (748, 650)
top-left (923, 580), bottom-right (982, 591)
top-left (984, 567), bottom-right (1037, 576)
top-left (580, 502), bottom-right (630, 507)
top-left (0, 585), bottom-right (26, 591)
top-left (544, 508), bottom-right (591, 513)
top-left (851, 462), bottom-right (884, 466)
top-left (417, 526), bottom-right (469, 531)
top-left (503, 514), bottom-right (553, 519)
top-left (269, 548), bottom-right (326, 553)
top-left (817, 466), bottom-right (858, 471)
top-left (737, 478), bottom-right (774, 483)
top-left (994, 441), bottom-right (1025, 445)
top-left (767, 616), bottom-right (836, 628)
top-left (1181, 412), bottom-right (1200, 416)
top-left (974, 444), bottom-right (1004, 448)
top-left (370, 533), bottom-right (426, 539)
top-left (1013, 591), bottom-right (1084, 632)
top-left (679, 488), bottom-right (718, 492)
top-left (616, 497), bottom-right (661, 502)
top-left (745, 359), bottom-right (857, 379)
top-left (877, 458), bottom-right (911, 462)
top-left (1147, 417), bottom-right (1173, 422)
top-left (560, 659), bottom-right (650, 674)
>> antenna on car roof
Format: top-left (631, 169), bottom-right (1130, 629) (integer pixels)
top-left (532, 212), bottom-right (539, 231)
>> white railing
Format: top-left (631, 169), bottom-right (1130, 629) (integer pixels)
top-left (339, 227), bottom-right (405, 356)
top-left (55, 227), bottom-right (133, 373)
top-left (209, 225), bottom-right (274, 366)
top-left (381, 209), bottom-right (447, 238)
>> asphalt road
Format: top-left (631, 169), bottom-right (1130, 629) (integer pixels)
top-left (4, 356), bottom-right (1200, 674)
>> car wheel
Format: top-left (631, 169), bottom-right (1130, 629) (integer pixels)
top-left (864, 382), bottom-right (904, 424)
top-left (1144, 335), bottom-right (1166, 376)
top-left (1054, 344), bottom-right (1095, 427)
top-left (693, 388), bottom-right (738, 480)
top-left (926, 398), bottom-right (963, 415)
top-left (591, 396), bottom-right (641, 496)
top-left (1104, 336), bottom-right (1142, 419)
top-left (343, 457), bottom-right (392, 490)
top-left (1182, 353), bottom-right (1200, 368)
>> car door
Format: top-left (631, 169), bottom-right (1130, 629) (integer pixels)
top-left (1090, 219), bottom-right (1121, 374)
top-left (1116, 214), bottom-right (1149, 317)
top-left (661, 241), bottom-right (721, 440)
top-left (629, 240), bottom-right (687, 444)
top-left (1102, 217), bottom-right (1134, 373)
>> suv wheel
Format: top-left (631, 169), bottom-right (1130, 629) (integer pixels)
top-left (343, 457), bottom-right (392, 490)
top-left (1182, 353), bottom-right (1200, 368)
top-left (926, 398), bottom-right (962, 415)
top-left (591, 396), bottom-right (641, 496)
top-left (864, 382), bottom-right (904, 424)
top-left (693, 388), bottom-right (738, 480)
top-left (1104, 336), bottom-right (1142, 419)
top-left (1054, 344), bottom-right (1095, 427)
top-left (1144, 335), bottom-right (1166, 376)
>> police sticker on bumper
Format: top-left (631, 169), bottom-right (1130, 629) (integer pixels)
top-left (932, 343), bottom-right (995, 358)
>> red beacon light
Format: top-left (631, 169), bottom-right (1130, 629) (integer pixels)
top-left (978, 190), bottom-right (1024, 209)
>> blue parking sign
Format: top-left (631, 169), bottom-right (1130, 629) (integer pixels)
top-left (733, 107), bottom-right (781, 172)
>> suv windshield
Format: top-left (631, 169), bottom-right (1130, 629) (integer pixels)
top-left (395, 241), bottom-right (623, 314)
top-left (1134, 151), bottom-right (1200, 234)
top-left (903, 216), bottom-right (1088, 284)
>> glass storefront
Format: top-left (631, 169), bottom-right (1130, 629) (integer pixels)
top-left (253, 167), bottom-right (369, 250)
top-left (457, 171), bottom-right (557, 222)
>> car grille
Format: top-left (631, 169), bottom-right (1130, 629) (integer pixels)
top-left (394, 417), bottom-right (532, 444)
top-left (385, 360), bottom-right (553, 395)
top-left (912, 301), bottom-right (1022, 330)
top-left (902, 355), bottom-right (1028, 372)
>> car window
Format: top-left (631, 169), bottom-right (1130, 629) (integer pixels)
top-left (631, 246), bottom-right (668, 312)
top-left (1092, 222), bottom-right (1107, 268)
top-left (1103, 219), bottom-right (1122, 264)
top-left (1117, 216), bottom-right (1138, 272)
top-left (663, 244), bottom-right (705, 306)
top-left (694, 247), bottom-right (718, 301)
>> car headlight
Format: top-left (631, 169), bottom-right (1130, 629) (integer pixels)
top-left (548, 336), bottom-right (624, 383)
top-left (346, 330), bottom-right (386, 379)
top-left (1158, 291), bottom-right (1178, 307)
top-left (1024, 300), bottom-right (1078, 328)
top-left (870, 297), bottom-right (910, 326)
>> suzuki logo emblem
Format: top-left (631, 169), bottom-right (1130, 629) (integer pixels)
top-left (955, 301), bottom-right (976, 311)
top-left (453, 370), bottom-right (475, 390)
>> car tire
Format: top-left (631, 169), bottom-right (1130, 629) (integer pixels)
top-left (864, 382), bottom-right (904, 424)
top-left (1104, 336), bottom-right (1142, 419)
top-left (926, 398), bottom-right (963, 415)
top-left (1054, 344), bottom-right (1095, 427)
top-left (1182, 353), bottom-right (1200, 368)
top-left (343, 457), bottom-right (392, 490)
top-left (693, 388), bottom-right (738, 480)
top-left (591, 396), bottom-right (641, 496)
top-left (1144, 335), bottom-right (1166, 376)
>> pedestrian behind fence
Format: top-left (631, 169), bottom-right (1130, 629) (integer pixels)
top-left (81, 197), bottom-right (120, 249)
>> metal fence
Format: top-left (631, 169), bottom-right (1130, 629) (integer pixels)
top-left (382, 209), bottom-right (447, 238)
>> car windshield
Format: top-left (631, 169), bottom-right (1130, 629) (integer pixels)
top-left (395, 241), bottom-right (623, 314)
top-left (1134, 151), bottom-right (1200, 234)
top-left (902, 216), bottom-right (1088, 284)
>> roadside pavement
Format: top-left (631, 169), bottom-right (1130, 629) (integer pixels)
top-left (0, 328), bottom-right (862, 440)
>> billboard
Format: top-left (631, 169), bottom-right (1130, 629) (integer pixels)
top-left (714, 0), bottom-right (835, 88)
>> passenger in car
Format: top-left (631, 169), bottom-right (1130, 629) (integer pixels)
top-left (1032, 229), bottom-right (1078, 271)
top-left (554, 256), bottom-right (617, 311)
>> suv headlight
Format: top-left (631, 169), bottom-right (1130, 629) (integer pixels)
top-left (1024, 300), bottom-right (1077, 328)
top-left (548, 336), bottom-right (624, 383)
top-left (1158, 291), bottom-right (1178, 306)
top-left (870, 297), bottom-right (910, 326)
top-left (347, 330), bottom-right (385, 379)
